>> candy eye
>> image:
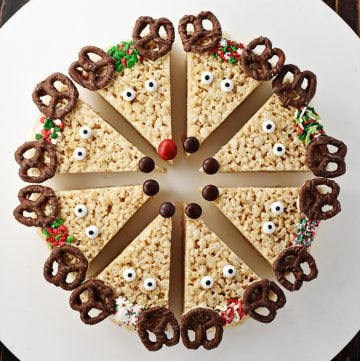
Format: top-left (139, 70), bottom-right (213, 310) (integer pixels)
top-left (145, 79), bottom-right (157, 92)
top-left (73, 147), bottom-right (86, 161)
top-left (200, 276), bottom-right (214, 289)
top-left (223, 265), bottom-right (236, 278)
top-left (122, 88), bottom-right (136, 101)
top-left (271, 201), bottom-right (284, 215)
top-left (74, 204), bottom-right (88, 218)
top-left (79, 126), bottom-right (93, 139)
top-left (143, 278), bottom-right (156, 291)
top-left (221, 78), bottom-right (234, 92)
top-left (200, 71), bottom-right (214, 85)
top-left (262, 221), bottom-right (276, 234)
top-left (262, 120), bottom-right (276, 133)
top-left (272, 143), bottom-right (286, 156)
top-left (85, 225), bottom-right (99, 239)
top-left (123, 268), bottom-right (136, 282)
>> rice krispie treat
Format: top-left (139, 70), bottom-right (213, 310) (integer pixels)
top-left (202, 186), bottom-right (301, 264)
top-left (208, 94), bottom-right (309, 172)
top-left (14, 73), bottom-right (161, 184)
top-left (14, 183), bottom-right (157, 261)
top-left (201, 182), bottom-right (343, 295)
top-left (69, 16), bottom-right (176, 158)
top-left (96, 203), bottom-right (179, 351)
top-left (181, 203), bottom-right (286, 349)
top-left (179, 13), bottom-right (289, 153)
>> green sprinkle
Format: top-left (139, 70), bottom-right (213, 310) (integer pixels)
top-left (42, 229), bottom-right (50, 237)
top-left (44, 118), bottom-right (54, 130)
top-left (54, 126), bottom-right (61, 132)
top-left (127, 59), bottom-right (135, 68)
top-left (66, 236), bottom-right (74, 243)
top-left (48, 243), bottom-right (53, 249)
top-left (35, 133), bottom-right (42, 140)
top-left (55, 235), bottom-right (61, 241)
top-left (116, 63), bottom-right (124, 72)
top-left (51, 133), bottom-right (58, 139)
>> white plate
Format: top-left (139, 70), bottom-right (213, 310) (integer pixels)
top-left (0, 0), bottom-right (359, 360)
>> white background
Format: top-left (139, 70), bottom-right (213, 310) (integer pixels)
top-left (0, 0), bottom-right (359, 360)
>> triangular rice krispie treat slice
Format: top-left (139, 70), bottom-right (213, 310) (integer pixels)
top-left (204, 94), bottom-right (309, 172)
top-left (183, 203), bottom-right (259, 327)
top-left (178, 11), bottom-right (260, 152)
top-left (38, 99), bottom-right (161, 174)
top-left (68, 16), bottom-right (175, 153)
top-left (15, 73), bottom-right (161, 184)
top-left (96, 203), bottom-right (175, 329)
top-left (203, 64), bottom-right (320, 173)
top-left (43, 184), bottom-right (155, 262)
top-left (202, 185), bottom-right (301, 264)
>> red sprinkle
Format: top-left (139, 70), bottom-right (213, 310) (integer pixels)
top-left (157, 139), bottom-right (177, 160)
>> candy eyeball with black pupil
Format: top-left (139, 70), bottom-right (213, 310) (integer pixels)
top-left (271, 201), bottom-right (284, 215)
top-left (201, 276), bottom-right (214, 289)
top-left (200, 71), bottom-right (214, 85)
top-left (262, 120), bottom-right (276, 133)
top-left (272, 143), bottom-right (286, 156)
top-left (143, 278), bottom-right (156, 291)
top-left (79, 126), bottom-right (92, 139)
top-left (223, 265), bottom-right (236, 278)
top-left (74, 204), bottom-right (87, 218)
top-left (262, 221), bottom-right (276, 234)
top-left (85, 225), bottom-right (99, 239)
top-left (122, 88), bottom-right (136, 101)
top-left (73, 147), bottom-right (86, 161)
top-left (221, 78), bottom-right (234, 92)
top-left (145, 79), bottom-right (157, 92)
top-left (123, 268), bottom-right (136, 282)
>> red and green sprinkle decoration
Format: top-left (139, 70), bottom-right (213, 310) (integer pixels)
top-left (215, 298), bottom-right (246, 326)
top-left (35, 116), bottom-right (64, 145)
top-left (294, 106), bottom-right (325, 145)
top-left (293, 215), bottom-right (320, 247)
top-left (107, 40), bottom-right (143, 73)
top-left (42, 218), bottom-right (74, 249)
top-left (209, 38), bottom-right (244, 64)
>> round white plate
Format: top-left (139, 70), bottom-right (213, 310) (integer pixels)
top-left (0, 0), bottom-right (359, 360)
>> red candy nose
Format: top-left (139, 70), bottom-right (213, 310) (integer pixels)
top-left (157, 139), bottom-right (177, 160)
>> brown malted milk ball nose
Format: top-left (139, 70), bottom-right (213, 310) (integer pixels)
top-left (143, 180), bottom-right (160, 196)
top-left (185, 203), bottom-right (202, 219)
top-left (202, 158), bottom-right (219, 174)
top-left (159, 202), bottom-right (176, 218)
top-left (183, 137), bottom-right (200, 153)
top-left (202, 185), bottom-right (219, 201)
top-left (138, 157), bottom-right (155, 173)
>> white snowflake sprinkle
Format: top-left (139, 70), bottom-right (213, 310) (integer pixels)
top-left (219, 38), bottom-right (228, 47)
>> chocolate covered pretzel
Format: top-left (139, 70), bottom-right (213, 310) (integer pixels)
top-left (180, 307), bottom-right (223, 350)
top-left (178, 11), bottom-right (222, 53)
top-left (241, 36), bottom-right (285, 81)
top-left (44, 245), bottom-right (88, 291)
top-left (15, 141), bottom-right (57, 183)
top-left (273, 246), bottom-right (318, 291)
top-left (32, 73), bottom-right (79, 119)
top-left (69, 46), bottom-right (115, 90)
top-left (137, 307), bottom-right (180, 351)
top-left (69, 280), bottom-right (115, 325)
top-left (132, 16), bottom-right (175, 61)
